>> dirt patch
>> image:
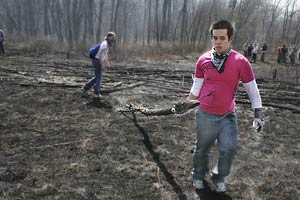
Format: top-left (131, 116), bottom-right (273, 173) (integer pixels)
top-left (0, 49), bottom-right (299, 199)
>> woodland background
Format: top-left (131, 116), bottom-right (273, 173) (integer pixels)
top-left (1, 0), bottom-right (300, 55)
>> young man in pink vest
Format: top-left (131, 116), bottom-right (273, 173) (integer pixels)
top-left (188, 20), bottom-right (264, 193)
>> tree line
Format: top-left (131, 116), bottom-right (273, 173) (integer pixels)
top-left (0, 0), bottom-right (299, 52)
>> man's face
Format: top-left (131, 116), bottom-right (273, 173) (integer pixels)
top-left (212, 29), bottom-right (232, 53)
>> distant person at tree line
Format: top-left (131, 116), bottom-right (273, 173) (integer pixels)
top-left (277, 45), bottom-right (282, 63)
top-left (244, 41), bottom-right (265, 63)
top-left (289, 46), bottom-right (297, 65)
top-left (281, 44), bottom-right (288, 64)
top-left (252, 43), bottom-right (259, 63)
top-left (277, 44), bottom-right (298, 65)
top-left (82, 32), bottom-right (116, 98)
top-left (0, 30), bottom-right (4, 55)
top-left (188, 20), bottom-right (264, 193)
top-left (243, 41), bottom-right (248, 57)
top-left (260, 42), bottom-right (267, 62)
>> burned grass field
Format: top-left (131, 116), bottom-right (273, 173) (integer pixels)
top-left (0, 49), bottom-right (299, 200)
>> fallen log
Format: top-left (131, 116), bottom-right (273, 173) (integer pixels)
top-left (119, 100), bottom-right (199, 116)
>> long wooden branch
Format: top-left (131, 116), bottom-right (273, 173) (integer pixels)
top-left (119, 100), bottom-right (199, 116)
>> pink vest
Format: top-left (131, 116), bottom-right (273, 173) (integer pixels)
top-left (195, 50), bottom-right (254, 115)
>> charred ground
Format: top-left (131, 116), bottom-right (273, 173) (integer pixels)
top-left (0, 48), bottom-right (299, 200)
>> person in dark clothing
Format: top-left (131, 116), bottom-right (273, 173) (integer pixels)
top-left (247, 43), bottom-right (253, 61)
top-left (289, 47), bottom-right (296, 65)
top-left (260, 42), bottom-right (267, 62)
top-left (281, 45), bottom-right (288, 64)
top-left (0, 30), bottom-right (4, 55)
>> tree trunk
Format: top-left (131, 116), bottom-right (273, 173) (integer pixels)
top-left (26, 0), bottom-right (37, 36)
top-left (96, 0), bottom-right (105, 42)
top-left (1, 0), bottom-right (19, 33)
top-left (160, 0), bottom-right (171, 41)
top-left (43, 0), bottom-right (51, 36)
top-left (160, 0), bottom-right (168, 41)
top-left (63, 0), bottom-right (73, 48)
top-left (122, 1), bottom-right (129, 44)
top-left (113, 0), bottom-right (120, 33)
top-left (147, 0), bottom-right (152, 45)
top-left (265, 0), bottom-right (281, 43)
top-left (55, 0), bottom-right (64, 43)
top-left (72, 0), bottom-right (83, 45)
top-left (87, 0), bottom-right (95, 37)
top-left (143, 0), bottom-right (147, 46)
top-left (286, 0), bottom-right (296, 44)
top-left (110, 0), bottom-right (115, 31)
top-left (155, 0), bottom-right (159, 44)
top-left (180, 0), bottom-right (188, 44)
top-left (166, 0), bottom-right (171, 41)
top-left (190, 2), bottom-right (205, 48)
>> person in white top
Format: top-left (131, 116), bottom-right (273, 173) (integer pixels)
top-left (82, 32), bottom-right (116, 98)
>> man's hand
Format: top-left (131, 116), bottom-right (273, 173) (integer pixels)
top-left (253, 108), bottom-right (265, 132)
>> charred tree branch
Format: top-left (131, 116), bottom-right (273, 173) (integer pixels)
top-left (119, 100), bottom-right (199, 116)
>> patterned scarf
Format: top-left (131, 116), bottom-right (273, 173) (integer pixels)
top-left (211, 47), bottom-right (232, 73)
top-left (106, 39), bottom-right (113, 48)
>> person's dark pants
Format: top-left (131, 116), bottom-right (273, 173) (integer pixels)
top-left (252, 53), bottom-right (257, 63)
top-left (277, 55), bottom-right (281, 63)
top-left (290, 56), bottom-right (295, 65)
top-left (281, 55), bottom-right (287, 64)
top-left (0, 41), bottom-right (4, 54)
top-left (261, 52), bottom-right (266, 62)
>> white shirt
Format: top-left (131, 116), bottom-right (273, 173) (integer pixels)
top-left (96, 40), bottom-right (109, 61)
top-left (252, 45), bottom-right (259, 54)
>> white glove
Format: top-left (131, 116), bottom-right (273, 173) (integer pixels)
top-left (253, 109), bottom-right (265, 132)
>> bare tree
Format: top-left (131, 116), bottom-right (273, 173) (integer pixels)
top-left (54, 0), bottom-right (64, 43)
top-left (96, 0), bottom-right (105, 42)
top-left (178, 0), bottom-right (188, 43)
top-left (147, 0), bottom-right (152, 45)
top-left (43, 0), bottom-right (51, 36)
top-left (155, 0), bottom-right (160, 44)
top-left (62, 0), bottom-right (73, 48)
top-left (0, 0), bottom-right (299, 54)
top-left (189, 1), bottom-right (206, 48)
top-left (265, 0), bottom-right (282, 43)
top-left (122, 0), bottom-right (129, 44)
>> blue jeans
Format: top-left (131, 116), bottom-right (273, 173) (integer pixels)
top-left (0, 41), bottom-right (4, 54)
top-left (192, 109), bottom-right (238, 182)
top-left (83, 59), bottom-right (103, 95)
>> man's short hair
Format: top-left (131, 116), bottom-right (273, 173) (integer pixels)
top-left (210, 20), bottom-right (234, 39)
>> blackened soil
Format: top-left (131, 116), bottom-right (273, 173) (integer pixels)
top-left (0, 50), bottom-right (299, 200)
